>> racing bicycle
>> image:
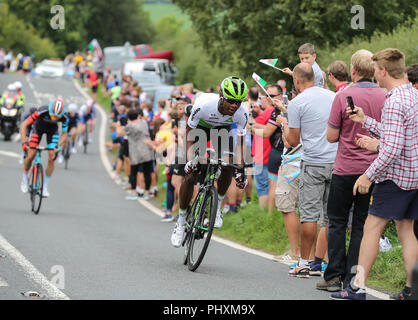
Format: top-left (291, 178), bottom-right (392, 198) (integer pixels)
top-left (28, 147), bottom-right (53, 214)
top-left (182, 149), bottom-right (244, 272)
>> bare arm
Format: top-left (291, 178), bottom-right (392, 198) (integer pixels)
top-left (326, 126), bottom-right (340, 143)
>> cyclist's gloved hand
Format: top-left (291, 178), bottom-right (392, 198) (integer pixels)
top-left (234, 171), bottom-right (248, 189)
top-left (184, 159), bottom-right (198, 174)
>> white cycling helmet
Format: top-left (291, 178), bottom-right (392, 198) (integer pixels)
top-left (7, 84), bottom-right (16, 91)
top-left (86, 99), bottom-right (94, 107)
top-left (68, 103), bottom-right (78, 112)
top-left (14, 81), bottom-right (22, 89)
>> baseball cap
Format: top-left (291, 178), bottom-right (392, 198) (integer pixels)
top-left (176, 95), bottom-right (192, 103)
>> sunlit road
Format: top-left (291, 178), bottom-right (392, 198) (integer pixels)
top-left (0, 73), bottom-right (345, 300)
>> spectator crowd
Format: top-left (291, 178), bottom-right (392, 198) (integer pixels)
top-left (0, 48), bottom-right (33, 74)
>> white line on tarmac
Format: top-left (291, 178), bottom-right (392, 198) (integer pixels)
top-left (0, 276), bottom-right (9, 287)
top-left (0, 150), bottom-right (20, 159)
top-left (0, 233), bottom-right (69, 299)
top-left (26, 75), bottom-right (42, 105)
top-left (72, 80), bottom-right (390, 301)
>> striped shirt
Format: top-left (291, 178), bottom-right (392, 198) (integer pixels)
top-left (364, 83), bottom-right (418, 190)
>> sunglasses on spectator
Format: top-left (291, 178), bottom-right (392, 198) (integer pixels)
top-left (225, 98), bottom-right (242, 106)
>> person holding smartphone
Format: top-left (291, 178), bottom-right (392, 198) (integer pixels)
top-left (321, 50), bottom-right (386, 293)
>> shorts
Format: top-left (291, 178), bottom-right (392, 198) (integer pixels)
top-left (29, 124), bottom-right (60, 149)
top-left (275, 163), bottom-right (300, 213)
top-left (79, 113), bottom-right (95, 124)
top-left (253, 163), bottom-right (269, 197)
top-left (299, 161), bottom-right (333, 226)
top-left (369, 180), bottom-right (418, 221)
top-left (68, 121), bottom-right (78, 132)
top-left (172, 163), bottom-right (186, 177)
top-left (268, 148), bottom-right (283, 180)
top-left (92, 86), bottom-right (98, 93)
top-left (118, 139), bottom-right (129, 160)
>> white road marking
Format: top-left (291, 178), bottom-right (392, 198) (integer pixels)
top-left (73, 80), bottom-right (390, 301)
top-left (26, 75), bottom-right (42, 105)
top-left (0, 276), bottom-right (9, 287)
top-left (0, 233), bottom-right (69, 299)
top-left (0, 150), bottom-right (20, 159)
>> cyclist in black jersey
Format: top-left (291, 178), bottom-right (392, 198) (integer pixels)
top-left (20, 99), bottom-right (68, 197)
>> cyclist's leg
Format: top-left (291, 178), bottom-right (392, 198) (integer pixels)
top-left (70, 126), bottom-right (77, 145)
top-left (179, 172), bottom-right (198, 210)
top-left (24, 128), bottom-right (40, 172)
top-left (44, 131), bottom-right (59, 189)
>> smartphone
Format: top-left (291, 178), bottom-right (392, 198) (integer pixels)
top-left (346, 96), bottom-right (356, 114)
top-left (283, 94), bottom-right (288, 105)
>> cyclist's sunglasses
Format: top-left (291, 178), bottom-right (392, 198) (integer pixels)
top-left (225, 98), bottom-right (242, 106)
top-left (50, 115), bottom-right (61, 120)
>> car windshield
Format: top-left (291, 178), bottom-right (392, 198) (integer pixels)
top-left (41, 60), bottom-right (63, 68)
top-left (131, 74), bottom-right (162, 86)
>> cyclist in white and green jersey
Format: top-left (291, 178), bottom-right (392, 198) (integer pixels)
top-left (171, 76), bottom-right (249, 247)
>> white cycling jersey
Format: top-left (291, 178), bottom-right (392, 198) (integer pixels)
top-left (187, 93), bottom-right (249, 136)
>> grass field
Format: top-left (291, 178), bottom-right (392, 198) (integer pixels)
top-left (143, 3), bottom-right (192, 29)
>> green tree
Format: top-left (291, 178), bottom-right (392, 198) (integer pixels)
top-left (84, 0), bottom-right (155, 48)
top-left (0, 3), bottom-right (57, 60)
top-left (5, 0), bottom-right (154, 56)
top-left (173, 0), bottom-right (417, 78)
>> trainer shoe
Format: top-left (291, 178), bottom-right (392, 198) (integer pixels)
top-left (171, 223), bottom-right (185, 248)
top-left (42, 186), bottom-right (50, 198)
top-left (71, 147), bottom-right (77, 154)
top-left (273, 251), bottom-right (300, 264)
top-left (330, 284), bottom-right (366, 300)
top-left (161, 214), bottom-right (174, 222)
top-left (125, 194), bottom-right (138, 200)
top-left (288, 265), bottom-right (310, 278)
top-left (389, 288), bottom-right (412, 300)
top-left (57, 154), bottom-right (64, 164)
top-left (309, 263), bottom-right (323, 276)
top-left (214, 209), bottom-right (223, 228)
top-left (316, 276), bottom-right (342, 292)
top-left (20, 175), bottom-right (29, 193)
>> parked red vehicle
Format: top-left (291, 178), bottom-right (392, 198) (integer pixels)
top-left (133, 44), bottom-right (173, 62)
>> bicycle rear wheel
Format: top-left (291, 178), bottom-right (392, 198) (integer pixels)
top-left (30, 164), bottom-right (43, 214)
top-left (187, 186), bottom-right (218, 272)
top-left (64, 139), bottom-right (71, 170)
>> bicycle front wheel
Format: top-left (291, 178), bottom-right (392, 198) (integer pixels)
top-left (83, 127), bottom-right (88, 154)
top-left (30, 164), bottom-right (43, 214)
top-left (187, 186), bottom-right (218, 272)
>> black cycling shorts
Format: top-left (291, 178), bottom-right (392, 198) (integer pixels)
top-left (118, 139), bottom-right (129, 160)
top-left (28, 125), bottom-right (59, 149)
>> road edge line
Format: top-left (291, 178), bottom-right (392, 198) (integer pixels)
top-left (0, 233), bottom-right (69, 300)
top-left (73, 79), bottom-right (389, 301)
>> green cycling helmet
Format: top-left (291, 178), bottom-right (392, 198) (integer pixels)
top-left (220, 76), bottom-right (248, 101)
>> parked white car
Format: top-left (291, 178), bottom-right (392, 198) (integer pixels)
top-left (123, 58), bottom-right (176, 85)
top-left (34, 59), bottom-right (65, 78)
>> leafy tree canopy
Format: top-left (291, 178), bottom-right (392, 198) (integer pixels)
top-left (173, 0), bottom-right (416, 78)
